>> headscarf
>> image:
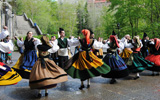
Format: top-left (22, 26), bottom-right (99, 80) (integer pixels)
top-left (40, 35), bottom-right (52, 68)
top-left (133, 36), bottom-right (141, 47)
top-left (154, 38), bottom-right (160, 51)
top-left (82, 29), bottom-right (90, 45)
top-left (109, 35), bottom-right (120, 48)
top-left (41, 35), bottom-right (52, 48)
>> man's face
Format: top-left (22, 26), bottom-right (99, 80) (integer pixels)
top-left (60, 31), bottom-right (65, 37)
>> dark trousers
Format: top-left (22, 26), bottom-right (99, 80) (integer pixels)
top-left (58, 56), bottom-right (68, 69)
top-left (51, 52), bottom-right (58, 64)
top-left (141, 49), bottom-right (149, 58)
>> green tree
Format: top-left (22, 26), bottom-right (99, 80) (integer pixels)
top-left (76, 1), bottom-right (90, 35)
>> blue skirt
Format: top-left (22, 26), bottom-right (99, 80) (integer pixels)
top-left (102, 53), bottom-right (129, 78)
top-left (20, 50), bottom-right (38, 70)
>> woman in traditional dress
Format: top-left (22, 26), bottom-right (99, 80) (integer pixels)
top-left (0, 39), bottom-right (22, 85)
top-left (102, 35), bottom-right (129, 84)
top-left (95, 37), bottom-right (103, 59)
top-left (120, 34), bottom-right (133, 63)
top-left (145, 38), bottom-right (160, 75)
top-left (0, 61), bottom-right (22, 85)
top-left (12, 31), bottom-right (40, 79)
top-left (125, 36), bottom-right (154, 79)
top-left (64, 29), bottom-right (111, 90)
top-left (29, 35), bottom-right (68, 97)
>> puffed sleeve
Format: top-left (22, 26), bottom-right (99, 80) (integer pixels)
top-left (34, 38), bottom-right (41, 50)
top-left (34, 38), bottom-right (41, 46)
top-left (0, 40), bottom-right (14, 53)
top-left (118, 41), bottom-right (124, 54)
top-left (124, 39), bottom-right (134, 48)
top-left (17, 39), bottom-right (24, 47)
top-left (102, 42), bottom-right (110, 49)
top-left (93, 40), bottom-right (104, 49)
top-left (48, 42), bottom-right (60, 53)
top-left (68, 38), bottom-right (80, 47)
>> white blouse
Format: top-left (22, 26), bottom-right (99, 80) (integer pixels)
top-left (17, 38), bottom-right (41, 50)
top-left (0, 40), bottom-right (14, 53)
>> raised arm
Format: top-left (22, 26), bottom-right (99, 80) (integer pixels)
top-left (0, 40), bottom-right (14, 53)
top-left (16, 38), bottom-right (24, 47)
top-left (48, 41), bottom-right (60, 53)
top-left (124, 39), bottom-right (134, 48)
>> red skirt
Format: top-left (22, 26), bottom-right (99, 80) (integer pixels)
top-left (145, 54), bottom-right (160, 66)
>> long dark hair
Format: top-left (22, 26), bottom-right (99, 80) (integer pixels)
top-left (25, 31), bottom-right (32, 40)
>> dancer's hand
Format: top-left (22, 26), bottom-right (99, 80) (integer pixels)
top-left (32, 38), bottom-right (37, 42)
top-left (14, 36), bottom-right (18, 40)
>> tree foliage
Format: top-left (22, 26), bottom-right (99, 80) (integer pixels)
top-left (15, 0), bottom-right (77, 37)
top-left (100, 0), bottom-right (160, 39)
top-left (14, 0), bottom-right (160, 39)
top-left (76, 1), bottom-right (90, 35)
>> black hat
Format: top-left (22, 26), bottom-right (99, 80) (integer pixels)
top-left (112, 30), bottom-right (116, 35)
top-left (143, 32), bottom-right (147, 38)
top-left (59, 28), bottom-right (64, 31)
top-left (59, 28), bottom-right (64, 33)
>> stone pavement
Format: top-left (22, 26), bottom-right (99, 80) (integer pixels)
top-left (0, 52), bottom-right (160, 100)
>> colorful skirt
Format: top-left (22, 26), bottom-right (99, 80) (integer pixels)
top-left (12, 50), bottom-right (37, 79)
top-left (0, 62), bottom-right (22, 85)
top-left (145, 54), bottom-right (160, 71)
top-left (102, 53), bottom-right (129, 78)
top-left (64, 51), bottom-right (111, 81)
top-left (29, 58), bottom-right (68, 89)
top-left (20, 50), bottom-right (38, 70)
top-left (119, 48), bottom-right (133, 62)
top-left (126, 52), bottom-right (154, 73)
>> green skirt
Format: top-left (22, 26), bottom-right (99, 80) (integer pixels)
top-left (64, 51), bottom-right (111, 81)
top-left (126, 52), bottom-right (154, 73)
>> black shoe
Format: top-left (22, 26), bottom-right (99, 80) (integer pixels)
top-left (87, 84), bottom-right (90, 88)
top-left (38, 93), bottom-right (41, 98)
top-left (156, 73), bottom-right (160, 76)
top-left (45, 93), bottom-right (48, 96)
top-left (133, 76), bottom-right (140, 80)
top-left (110, 79), bottom-right (116, 84)
top-left (79, 85), bottom-right (85, 90)
top-left (151, 73), bottom-right (155, 76)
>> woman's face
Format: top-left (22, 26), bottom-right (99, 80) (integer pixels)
top-left (27, 32), bottom-right (33, 39)
top-left (133, 39), bottom-right (136, 43)
top-left (98, 37), bottom-right (101, 41)
top-left (51, 36), bottom-right (56, 41)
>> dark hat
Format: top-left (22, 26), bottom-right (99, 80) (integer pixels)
top-left (112, 30), bottom-right (116, 35)
top-left (143, 32), bottom-right (147, 38)
top-left (59, 28), bottom-right (64, 31)
top-left (59, 28), bottom-right (64, 33)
